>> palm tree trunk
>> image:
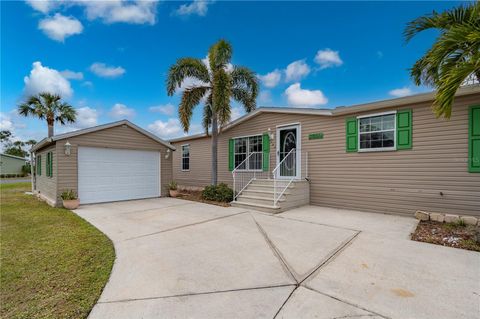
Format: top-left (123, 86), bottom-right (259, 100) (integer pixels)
top-left (48, 124), bottom-right (54, 137)
top-left (211, 114), bottom-right (218, 186)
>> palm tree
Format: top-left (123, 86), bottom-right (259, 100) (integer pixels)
top-left (404, 2), bottom-right (480, 118)
top-left (18, 92), bottom-right (77, 137)
top-left (167, 39), bottom-right (258, 185)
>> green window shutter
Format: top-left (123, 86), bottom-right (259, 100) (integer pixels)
top-left (228, 139), bottom-right (234, 171)
top-left (345, 117), bottom-right (358, 152)
top-left (46, 153), bottom-right (50, 177)
top-left (397, 109), bottom-right (412, 150)
top-left (37, 156), bottom-right (41, 175)
top-left (262, 133), bottom-right (270, 171)
top-left (50, 152), bottom-right (53, 177)
top-left (469, 105), bottom-right (480, 173)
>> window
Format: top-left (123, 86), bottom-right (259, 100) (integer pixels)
top-left (234, 135), bottom-right (263, 170)
top-left (36, 155), bottom-right (41, 175)
top-left (181, 145), bottom-right (190, 171)
top-left (359, 113), bottom-right (395, 151)
top-left (46, 152), bottom-right (53, 177)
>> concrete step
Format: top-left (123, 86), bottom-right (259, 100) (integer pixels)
top-left (231, 200), bottom-right (282, 213)
top-left (250, 179), bottom-right (293, 186)
top-left (246, 184), bottom-right (295, 192)
top-left (236, 195), bottom-right (284, 206)
top-left (241, 189), bottom-right (288, 200)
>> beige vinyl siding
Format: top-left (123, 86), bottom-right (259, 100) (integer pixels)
top-left (35, 145), bottom-right (57, 202)
top-left (172, 93), bottom-right (480, 217)
top-left (54, 125), bottom-right (172, 204)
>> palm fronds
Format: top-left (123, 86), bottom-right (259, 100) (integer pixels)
top-left (405, 2), bottom-right (480, 118)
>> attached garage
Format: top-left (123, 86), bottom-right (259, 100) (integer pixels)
top-left (78, 147), bottom-right (161, 204)
top-left (31, 120), bottom-right (175, 207)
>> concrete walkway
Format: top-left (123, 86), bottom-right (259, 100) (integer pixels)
top-left (75, 200), bottom-right (480, 319)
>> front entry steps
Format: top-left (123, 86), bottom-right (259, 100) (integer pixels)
top-left (231, 179), bottom-right (310, 213)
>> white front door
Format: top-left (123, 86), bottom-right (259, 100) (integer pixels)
top-left (276, 124), bottom-right (301, 179)
top-left (78, 147), bottom-right (161, 204)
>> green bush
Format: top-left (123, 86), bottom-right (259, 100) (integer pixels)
top-left (22, 164), bottom-right (31, 175)
top-left (202, 183), bottom-right (233, 202)
top-left (61, 189), bottom-right (78, 200)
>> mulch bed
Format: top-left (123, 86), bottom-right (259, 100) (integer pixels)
top-left (175, 190), bottom-right (231, 207)
top-left (411, 220), bottom-right (480, 252)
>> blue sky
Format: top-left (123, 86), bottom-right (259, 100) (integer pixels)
top-left (1, 1), bottom-right (463, 142)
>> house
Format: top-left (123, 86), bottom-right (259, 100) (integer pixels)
top-left (0, 153), bottom-right (29, 176)
top-left (170, 85), bottom-right (480, 216)
top-left (31, 120), bottom-right (175, 207)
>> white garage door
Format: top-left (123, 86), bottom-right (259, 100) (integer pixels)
top-left (78, 147), bottom-right (161, 204)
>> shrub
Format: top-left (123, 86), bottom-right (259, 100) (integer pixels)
top-left (168, 180), bottom-right (178, 190)
top-left (202, 183), bottom-right (233, 202)
top-left (61, 190), bottom-right (78, 200)
top-left (22, 164), bottom-right (31, 175)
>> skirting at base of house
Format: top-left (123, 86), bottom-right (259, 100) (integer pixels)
top-left (34, 191), bottom-right (58, 208)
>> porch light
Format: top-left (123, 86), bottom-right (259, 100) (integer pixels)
top-left (64, 141), bottom-right (72, 156)
top-left (268, 128), bottom-right (274, 140)
top-left (165, 149), bottom-right (171, 159)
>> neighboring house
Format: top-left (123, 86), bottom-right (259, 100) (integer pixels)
top-left (170, 85), bottom-right (480, 217)
top-left (0, 153), bottom-right (29, 175)
top-left (31, 120), bottom-right (175, 207)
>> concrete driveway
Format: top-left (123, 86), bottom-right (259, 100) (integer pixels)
top-left (75, 199), bottom-right (480, 319)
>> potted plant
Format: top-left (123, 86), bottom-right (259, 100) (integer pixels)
top-left (61, 189), bottom-right (79, 209)
top-left (169, 181), bottom-right (179, 197)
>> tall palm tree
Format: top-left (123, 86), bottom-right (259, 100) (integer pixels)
top-left (18, 92), bottom-right (77, 137)
top-left (405, 2), bottom-right (480, 118)
top-left (167, 39), bottom-right (258, 185)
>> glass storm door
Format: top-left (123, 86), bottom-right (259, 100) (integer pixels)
top-left (276, 125), bottom-right (300, 178)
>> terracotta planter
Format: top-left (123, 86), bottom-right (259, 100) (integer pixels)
top-left (63, 199), bottom-right (80, 210)
top-left (169, 190), bottom-right (179, 198)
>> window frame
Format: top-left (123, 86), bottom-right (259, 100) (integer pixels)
top-left (46, 152), bottom-right (53, 178)
top-left (233, 134), bottom-right (263, 171)
top-left (181, 144), bottom-right (190, 171)
top-left (357, 111), bottom-right (397, 152)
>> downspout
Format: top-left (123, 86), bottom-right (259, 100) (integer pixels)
top-left (30, 150), bottom-right (35, 192)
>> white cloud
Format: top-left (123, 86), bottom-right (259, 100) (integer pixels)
top-left (60, 69), bottom-right (84, 80)
top-left (389, 87), bottom-right (413, 97)
top-left (81, 81), bottom-right (93, 88)
top-left (90, 62), bottom-right (125, 78)
top-left (27, 1), bottom-right (158, 25)
top-left (0, 112), bottom-right (14, 131)
top-left (174, 0), bottom-right (213, 17)
top-left (149, 103), bottom-right (175, 116)
top-left (73, 107), bottom-right (98, 128)
top-left (38, 13), bottom-right (83, 42)
top-left (148, 118), bottom-right (203, 139)
top-left (78, 0), bottom-right (159, 25)
top-left (258, 90), bottom-right (272, 104)
top-left (258, 69), bottom-right (281, 88)
top-left (109, 103), bottom-right (135, 119)
top-left (314, 49), bottom-right (343, 69)
top-left (231, 107), bottom-right (244, 121)
top-left (25, 0), bottom-right (58, 13)
top-left (285, 60), bottom-right (310, 82)
top-left (147, 118), bottom-right (183, 139)
top-left (285, 83), bottom-right (328, 107)
top-left (23, 61), bottom-right (73, 99)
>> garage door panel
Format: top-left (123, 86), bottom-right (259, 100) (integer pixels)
top-left (78, 147), bottom-right (160, 204)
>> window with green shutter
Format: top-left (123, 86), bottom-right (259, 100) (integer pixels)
top-left (45, 152), bottom-right (53, 177)
top-left (396, 109), bottom-right (412, 150)
top-left (262, 133), bottom-right (270, 171)
top-left (469, 105), bottom-right (480, 173)
top-left (36, 155), bottom-right (41, 175)
top-left (228, 139), bottom-right (234, 171)
top-left (345, 117), bottom-right (358, 152)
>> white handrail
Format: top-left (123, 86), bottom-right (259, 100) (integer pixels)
top-left (272, 148), bottom-right (295, 176)
top-left (272, 148), bottom-right (296, 206)
top-left (232, 151), bottom-right (264, 201)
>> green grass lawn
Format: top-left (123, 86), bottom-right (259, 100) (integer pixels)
top-left (0, 183), bottom-right (115, 319)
